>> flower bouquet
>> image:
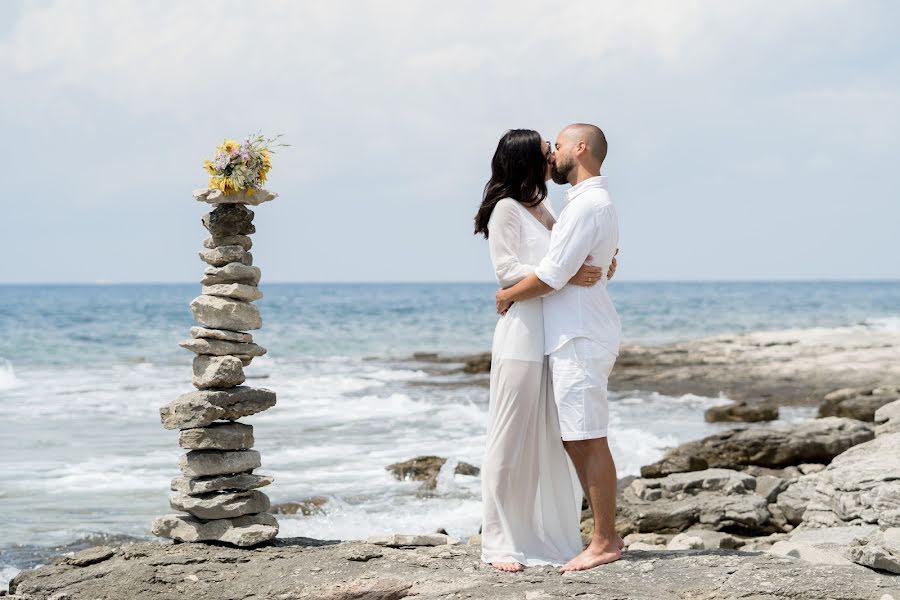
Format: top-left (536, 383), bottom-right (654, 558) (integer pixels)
top-left (194, 133), bottom-right (288, 206)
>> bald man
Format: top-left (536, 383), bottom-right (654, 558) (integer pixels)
top-left (495, 124), bottom-right (623, 573)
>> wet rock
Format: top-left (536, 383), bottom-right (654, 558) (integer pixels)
top-left (191, 326), bottom-right (253, 343)
top-left (170, 490), bottom-right (270, 520)
top-left (191, 295), bottom-right (261, 331)
top-left (160, 386), bottom-right (276, 430)
top-left (192, 355), bottom-right (245, 389)
top-left (819, 385), bottom-right (900, 422)
top-left (201, 204), bottom-right (255, 237)
top-left (180, 337), bottom-right (266, 357)
top-left (179, 449), bottom-right (261, 477)
top-left (386, 456), bottom-right (480, 491)
top-left (199, 245), bottom-right (249, 267)
top-left (201, 283), bottom-right (263, 302)
top-left (194, 187), bottom-right (277, 207)
top-left (705, 401), bottom-right (779, 423)
top-left (271, 496), bottom-right (328, 516)
top-left (461, 354), bottom-right (491, 374)
top-left (203, 234), bottom-right (253, 251)
top-left (179, 422), bottom-right (254, 450)
top-left (171, 472), bottom-right (273, 496)
top-left (846, 527), bottom-right (900, 574)
top-left (150, 512), bottom-right (277, 546)
top-left (641, 417), bottom-right (874, 478)
top-left (201, 263), bottom-right (262, 286)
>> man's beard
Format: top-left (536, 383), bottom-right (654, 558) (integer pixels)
top-left (551, 161), bottom-right (572, 185)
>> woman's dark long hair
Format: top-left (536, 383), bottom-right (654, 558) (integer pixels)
top-left (474, 129), bottom-right (548, 238)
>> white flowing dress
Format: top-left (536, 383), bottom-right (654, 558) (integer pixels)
top-left (480, 198), bottom-right (584, 566)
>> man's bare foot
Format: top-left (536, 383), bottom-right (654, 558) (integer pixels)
top-left (491, 561), bottom-right (524, 572)
top-left (560, 539), bottom-right (621, 573)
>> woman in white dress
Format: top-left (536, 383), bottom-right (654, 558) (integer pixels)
top-left (473, 129), bottom-right (603, 571)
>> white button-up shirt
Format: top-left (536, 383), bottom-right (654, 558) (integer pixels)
top-left (534, 176), bottom-right (622, 355)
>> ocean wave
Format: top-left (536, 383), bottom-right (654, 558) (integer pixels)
top-left (0, 358), bottom-right (23, 391)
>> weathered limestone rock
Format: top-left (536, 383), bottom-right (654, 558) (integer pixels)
top-left (201, 263), bottom-right (262, 286)
top-left (192, 355), bottom-right (245, 389)
top-left (798, 432), bottom-right (900, 529)
top-left (705, 401), bottom-right (778, 423)
top-left (191, 326), bottom-right (253, 343)
top-left (191, 294), bottom-right (261, 331)
top-left (876, 399), bottom-right (900, 436)
top-left (768, 525), bottom-right (881, 567)
top-left (160, 386), bottom-right (276, 430)
top-left (819, 385), bottom-right (900, 422)
top-left (755, 474), bottom-right (790, 503)
top-left (194, 187), bottom-right (278, 207)
top-left (617, 469), bottom-right (771, 535)
top-left (366, 533), bottom-right (457, 547)
top-left (641, 417), bottom-right (874, 478)
top-left (179, 422), bottom-right (254, 450)
top-left (198, 245), bottom-right (249, 267)
top-left (150, 512), bottom-right (278, 546)
top-left (171, 472), bottom-right (273, 496)
top-left (271, 496), bottom-right (329, 516)
top-left (846, 528), bottom-right (900, 574)
top-left (202, 283), bottom-right (263, 302)
top-left (170, 489), bottom-right (270, 520)
top-left (180, 337), bottom-right (267, 357)
top-left (179, 449), bottom-right (261, 477)
top-left (204, 234), bottom-right (253, 251)
top-left (202, 204), bottom-right (256, 237)
top-left (385, 456), bottom-right (481, 491)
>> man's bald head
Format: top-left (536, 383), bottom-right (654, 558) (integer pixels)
top-left (560, 123), bottom-right (607, 167)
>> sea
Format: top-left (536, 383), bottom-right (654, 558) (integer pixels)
top-left (1, 281), bottom-right (898, 586)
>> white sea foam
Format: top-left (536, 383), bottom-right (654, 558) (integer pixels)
top-left (0, 358), bottom-right (22, 391)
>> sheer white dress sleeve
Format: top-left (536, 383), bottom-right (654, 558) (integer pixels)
top-left (480, 198), bottom-right (584, 566)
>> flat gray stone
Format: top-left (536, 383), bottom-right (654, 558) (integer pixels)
top-left (846, 527), bottom-right (900, 574)
top-left (171, 472), bottom-right (273, 496)
top-left (160, 386), bottom-right (276, 430)
top-left (179, 422), bottom-right (254, 450)
top-left (194, 187), bottom-right (277, 207)
top-left (179, 449), bottom-right (261, 477)
top-left (151, 512), bottom-right (278, 546)
top-left (201, 263), bottom-right (262, 286)
top-left (192, 355), bottom-right (245, 389)
top-left (180, 337), bottom-right (266, 358)
top-left (199, 245), bottom-right (249, 268)
top-left (204, 234), bottom-right (252, 251)
top-left (366, 533), bottom-right (457, 547)
top-left (191, 295), bottom-right (261, 331)
top-left (201, 283), bottom-right (263, 302)
top-left (191, 326), bottom-right (253, 343)
top-left (170, 489), bottom-right (270, 520)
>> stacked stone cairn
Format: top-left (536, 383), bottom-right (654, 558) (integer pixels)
top-left (151, 187), bottom-right (279, 547)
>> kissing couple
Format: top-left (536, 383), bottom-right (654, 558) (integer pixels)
top-left (474, 124), bottom-right (623, 573)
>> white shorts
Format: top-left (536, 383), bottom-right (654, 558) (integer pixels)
top-left (549, 337), bottom-right (616, 441)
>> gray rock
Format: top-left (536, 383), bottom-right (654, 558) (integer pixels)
top-left (199, 245), bottom-right (248, 267)
top-left (171, 472), bottom-right (273, 496)
top-left (201, 263), bottom-right (262, 286)
top-left (819, 385), bottom-right (900, 422)
top-left (180, 337), bottom-right (267, 357)
top-left (799, 432), bottom-right (900, 529)
top-left (191, 295), bottom-right (261, 331)
top-left (151, 512), bottom-right (277, 546)
top-left (769, 540), bottom-right (858, 566)
top-left (618, 469), bottom-right (771, 535)
top-left (875, 399), bottom-right (900, 436)
top-left (201, 283), bottom-right (263, 302)
top-left (846, 527), bottom-right (900, 574)
top-left (203, 234), bottom-right (253, 251)
top-left (160, 386), bottom-right (276, 430)
top-left (194, 187), bottom-right (277, 207)
top-left (179, 449), bottom-right (261, 477)
top-left (705, 402), bottom-right (779, 423)
top-left (755, 474), bottom-right (790, 503)
top-left (191, 326), bottom-right (253, 343)
top-left (366, 534), bottom-right (457, 547)
top-left (179, 422), bottom-right (254, 450)
top-left (667, 533), bottom-right (704, 550)
top-left (641, 417), bottom-right (874, 478)
top-left (202, 204), bottom-right (255, 237)
top-left (170, 490), bottom-right (270, 520)
top-left (774, 476), bottom-right (818, 526)
top-left (385, 456), bottom-right (481, 491)
top-left (192, 355), bottom-right (245, 389)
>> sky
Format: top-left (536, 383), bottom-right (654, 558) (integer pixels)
top-left (1, 0), bottom-right (898, 283)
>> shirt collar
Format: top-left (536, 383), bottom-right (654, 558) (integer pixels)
top-left (566, 175), bottom-right (608, 204)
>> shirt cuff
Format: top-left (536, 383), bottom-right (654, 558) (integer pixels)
top-left (534, 260), bottom-right (568, 291)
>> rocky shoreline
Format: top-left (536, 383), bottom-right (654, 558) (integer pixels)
top-left (7, 328), bottom-right (900, 599)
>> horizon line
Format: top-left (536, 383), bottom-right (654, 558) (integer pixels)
top-left (1, 278), bottom-right (899, 286)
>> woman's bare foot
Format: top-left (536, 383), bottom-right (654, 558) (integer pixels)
top-left (491, 561), bottom-right (525, 572)
top-left (560, 538), bottom-right (622, 573)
